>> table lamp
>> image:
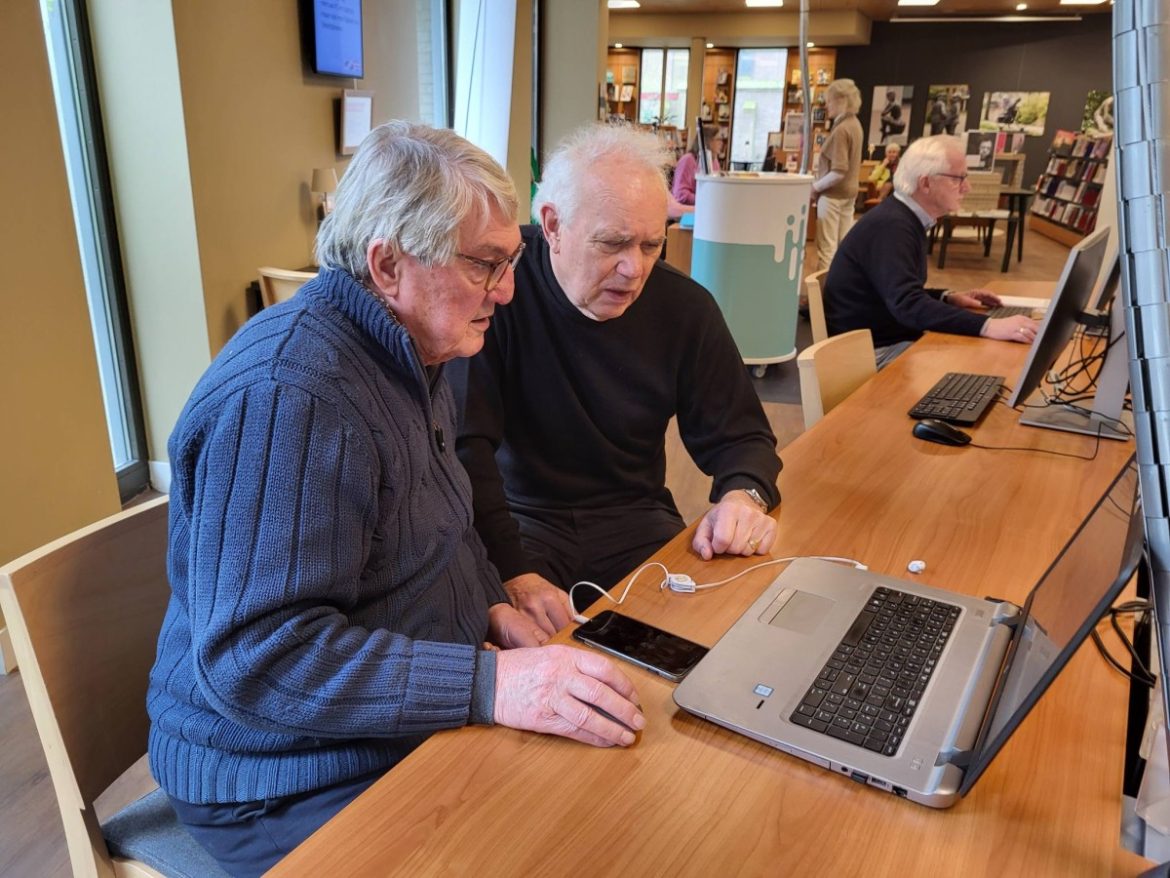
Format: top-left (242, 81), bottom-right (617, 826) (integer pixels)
top-left (311, 167), bottom-right (339, 218)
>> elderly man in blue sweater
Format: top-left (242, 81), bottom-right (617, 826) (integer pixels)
top-left (147, 122), bottom-right (644, 878)
top-left (824, 134), bottom-right (1039, 368)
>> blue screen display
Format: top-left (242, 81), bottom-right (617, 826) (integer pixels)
top-left (314, 0), bottom-right (363, 78)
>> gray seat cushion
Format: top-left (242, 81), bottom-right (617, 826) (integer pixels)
top-left (102, 787), bottom-right (230, 878)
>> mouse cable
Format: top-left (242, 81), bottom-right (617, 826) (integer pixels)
top-left (568, 555), bottom-right (869, 621)
top-left (969, 428), bottom-right (1102, 462)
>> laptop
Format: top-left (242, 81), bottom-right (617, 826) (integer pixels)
top-left (674, 457), bottom-right (1142, 808)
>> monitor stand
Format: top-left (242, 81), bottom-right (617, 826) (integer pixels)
top-left (1019, 302), bottom-right (1133, 441)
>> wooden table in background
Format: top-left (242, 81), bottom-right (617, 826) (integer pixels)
top-left (270, 328), bottom-right (1144, 877)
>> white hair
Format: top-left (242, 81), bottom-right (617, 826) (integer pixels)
top-left (315, 121), bottom-right (518, 284)
top-left (826, 78), bottom-right (862, 114)
top-left (532, 124), bottom-right (671, 226)
top-left (893, 135), bottom-right (963, 197)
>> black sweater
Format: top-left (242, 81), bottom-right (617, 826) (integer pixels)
top-left (448, 225), bottom-right (782, 582)
top-left (823, 196), bottom-right (987, 347)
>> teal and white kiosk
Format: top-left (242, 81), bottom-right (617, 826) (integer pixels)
top-left (691, 173), bottom-right (814, 376)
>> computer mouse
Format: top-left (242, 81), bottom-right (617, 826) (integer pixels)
top-left (912, 418), bottom-right (972, 446)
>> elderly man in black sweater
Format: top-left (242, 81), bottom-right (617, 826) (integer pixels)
top-left (824, 134), bottom-right (1039, 368)
top-left (448, 125), bottom-right (782, 631)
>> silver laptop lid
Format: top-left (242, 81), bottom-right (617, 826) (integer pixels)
top-left (958, 456), bottom-right (1143, 796)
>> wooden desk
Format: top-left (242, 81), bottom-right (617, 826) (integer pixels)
top-left (270, 332), bottom-right (1145, 877)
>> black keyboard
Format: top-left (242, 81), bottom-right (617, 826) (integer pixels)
top-left (789, 587), bottom-right (961, 756)
top-left (984, 305), bottom-right (1035, 318)
top-left (907, 372), bottom-right (1005, 425)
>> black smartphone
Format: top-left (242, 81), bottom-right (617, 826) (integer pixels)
top-left (572, 610), bottom-right (709, 683)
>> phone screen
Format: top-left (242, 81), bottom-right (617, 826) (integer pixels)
top-left (572, 610), bottom-right (709, 682)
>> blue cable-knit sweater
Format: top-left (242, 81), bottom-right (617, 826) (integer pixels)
top-left (147, 268), bottom-right (507, 805)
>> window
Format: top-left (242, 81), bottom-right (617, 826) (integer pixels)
top-left (40, 0), bottom-right (148, 502)
top-left (731, 49), bottom-right (788, 167)
top-left (639, 48), bottom-right (689, 127)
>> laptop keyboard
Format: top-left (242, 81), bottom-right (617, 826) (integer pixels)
top-left (789, 587), bottom-right (961, 756)
top-left (907, 372), bottom-right (1005, 425)
top-left (984, 305), bottom-right (1035, 318)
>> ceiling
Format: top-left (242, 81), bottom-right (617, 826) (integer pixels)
top-left (610, 0), bottom-right (1111, 20)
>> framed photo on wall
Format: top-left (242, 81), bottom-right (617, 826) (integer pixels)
top-left (340, 89), bottom-right (374, 156)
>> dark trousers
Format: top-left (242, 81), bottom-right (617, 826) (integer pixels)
top-left (511, 500), bottom-right (686, 610)
top-left (168, 769), bottom-right (384, 878)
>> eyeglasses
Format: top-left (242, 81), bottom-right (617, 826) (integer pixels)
top-left (456, 242), bottom-right (526, 291)
top-left (935, 172), bottom-right (969, 184)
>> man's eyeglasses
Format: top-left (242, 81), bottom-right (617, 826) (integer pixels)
top-left (457, 242), bottom-right (526, 291)
top-left (935, 172), bottom-right (969, 184)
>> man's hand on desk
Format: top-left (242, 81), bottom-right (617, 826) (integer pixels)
top-left (980, 314), bottom-right (1039, 344)
top-left (946, 289), bottom-right (1001, 309)
top-left (494, 646), bottom-right (644, 747)
top-left (488, 602), bottom-right (550, 648)
top-left (503, 572), bottom-right (574, 636)
top-left (692, 490), bottom-right (777, 561)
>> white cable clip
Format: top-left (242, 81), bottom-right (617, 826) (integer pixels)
top-left (666, 573), bottom-right (697, 593)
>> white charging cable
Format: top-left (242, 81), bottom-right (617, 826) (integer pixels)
top-left (569, 556), bottom-right (867, 622)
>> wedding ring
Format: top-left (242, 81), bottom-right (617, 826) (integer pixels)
top-left (748, 538), bottom-right (760, 551)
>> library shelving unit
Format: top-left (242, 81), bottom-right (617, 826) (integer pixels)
top-left (779, 48), bottom-right (836, 169)
top-left (605, 48), bottom-right (640, 124)
top-left (1029, 130), bottom-right (1112, 246)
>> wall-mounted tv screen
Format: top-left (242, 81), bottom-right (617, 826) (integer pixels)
top-left (309, 0), bottom-right (364, 78)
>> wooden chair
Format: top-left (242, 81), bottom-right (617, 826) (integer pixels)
top-left (931, 171), bottom-right (1016, 270)
top-left (0, 497), bottom-right (228, 878)
top-left (797, 329), bottom-right (876, 429)
top-left (803, 269), bottom-right (830, 344)
top-left (257, 266), bottom-right (317, 307)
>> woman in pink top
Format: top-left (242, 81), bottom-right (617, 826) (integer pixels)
top-left (672, 125), bottom-right (724, 205)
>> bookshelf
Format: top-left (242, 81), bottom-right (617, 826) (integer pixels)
top-left (605, 48), bottom-right (640, 124)
top-left (700, 48), bottom-right (736, 166)
top-left (1029, 130), bottom-right (1112, 245)
top-left (779, 48), bottom-right (836, 169)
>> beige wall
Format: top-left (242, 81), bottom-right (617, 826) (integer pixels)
top-left (0, 2), bottom-right (122, 569)
top-left (540, 0), bottom-right (608, 163)
top-left (89, 0), bottom-right (211, 465)
top-left (608, 11), bottom-right (870, 47)
top-left (509, 0), bottom-right (535, 222)
top-left (171, 0), bottom-right (426, 354)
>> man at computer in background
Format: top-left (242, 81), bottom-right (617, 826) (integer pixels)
top-left (448, 124), bottom-right (782, 631)
top-left (823, 134), bottom-right (1039, 369)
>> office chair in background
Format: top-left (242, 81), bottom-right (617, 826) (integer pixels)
top-left (797, 329), bottom-right (876, 429)
top-left (257, 266), bottom-right (317, 308)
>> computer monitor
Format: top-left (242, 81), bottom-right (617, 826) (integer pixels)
top-left (695, 116), bottom-right (711, 176)
top-left (1006, 225), bottom-right (1131, 440)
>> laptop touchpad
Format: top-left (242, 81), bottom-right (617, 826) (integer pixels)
top-left (760, 588), bottom-right (835, 633)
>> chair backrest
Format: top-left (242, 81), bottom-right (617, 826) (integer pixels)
top-left (804, 269), bottom-right (830, 344)
top-left (0, 497), bottom-right (171, 877)
top-left (257, 266), bottom-right (317, 307)
top-left (959, 170), bottom-right (1003, 213)
top-left (796, 329), bottom-right (876, 429)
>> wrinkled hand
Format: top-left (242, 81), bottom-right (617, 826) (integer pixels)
top-left (692, 490), bottom-right (777, 561)
top-left (982, 314), bottom-right (1038, 344)
top-left (504, 573), bottom-right (573, 637)
top-left (494, 645), bottom-right (643, 747)
top-left (948, 289), bottom-right (1002, 309)
top-left (488, 602), bottom-right (548, 649)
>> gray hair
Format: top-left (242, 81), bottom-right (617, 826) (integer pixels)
top-left (532, 124), bottom-right (671, 227)
top-left (826, 78), bottom-right (862, 115)
top-left (893, 134), bottom-right (963, 197)
top-left (315, 121), bottom-right (518, 284)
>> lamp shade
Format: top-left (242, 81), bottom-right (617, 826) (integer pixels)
top-left (311, 167), bottom-right (338, 194)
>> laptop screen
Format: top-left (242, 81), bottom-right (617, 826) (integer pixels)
top-left (959, 456), bottom-right (1143, 795)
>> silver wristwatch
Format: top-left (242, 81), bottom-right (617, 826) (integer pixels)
top-left (741, 488), bottom-right (768, 512)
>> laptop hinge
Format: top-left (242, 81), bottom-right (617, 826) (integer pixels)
top-left (982, 597), bottom-right (1023, 630)
top-left (936, 747), bottom-right (975, 768)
